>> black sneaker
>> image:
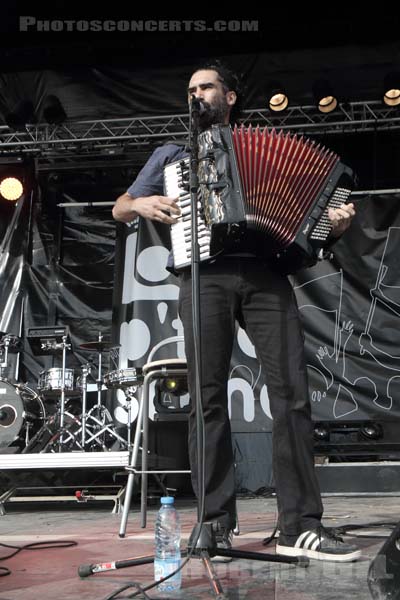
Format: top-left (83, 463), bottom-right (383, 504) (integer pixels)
top-left (211, 526), bottom-right (233, 563)
top-left (276, 527), bottom-right (361, 562)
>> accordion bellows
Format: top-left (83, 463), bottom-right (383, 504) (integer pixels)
top-left (232, 125), bottom-right (338, 245)
top-left (197, 124), bottom-right (354, 264)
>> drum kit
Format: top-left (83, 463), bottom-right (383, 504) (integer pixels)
top-left (0, 326), bottom-right (143, 454)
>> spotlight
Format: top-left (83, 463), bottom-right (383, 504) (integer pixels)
top-left (154, 375), bottom-right (190, 415)
top-left (359, 422), bottom-right (383, 441)
top-left (5, 100), bottom-right (37, 130)
top-left (0, 159), bottom-right (33, 203)
top-left (383, 72), bottom-right (400, 107)
top-left (313, 79), bottom-right (338, 114)
top-left (157, 375), bottom-right (188, 396)
top-left (266, 82), bottom-right (289, 112)
top-left (42, 95), bottom-right (67, 124)
top-left (0, 176), bottom-right (24, 201)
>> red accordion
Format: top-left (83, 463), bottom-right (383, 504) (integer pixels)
top-left (197, 124), bottom-right (354, 271)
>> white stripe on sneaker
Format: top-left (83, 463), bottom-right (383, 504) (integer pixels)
top-left (294, 531), bottom-right (315, 548)
top-left (296, 531), bottom-right (320, 550)
top-left (310, 537), bottom-right (323, 551)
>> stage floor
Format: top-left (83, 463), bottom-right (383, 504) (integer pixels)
top-left (0, 494), bottom-right (398, 599)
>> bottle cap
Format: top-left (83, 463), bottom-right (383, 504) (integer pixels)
top-left (160, 496), bottom-right (174, 504)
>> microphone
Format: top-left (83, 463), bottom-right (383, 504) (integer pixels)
top-left (190, 96), bottom-right (206, 115)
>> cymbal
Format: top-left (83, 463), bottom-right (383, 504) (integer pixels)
top-left (79, 341), bottom-right (120, 352)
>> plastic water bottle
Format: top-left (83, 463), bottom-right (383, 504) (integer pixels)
top-left (154, 496), bottom-right (182, 592)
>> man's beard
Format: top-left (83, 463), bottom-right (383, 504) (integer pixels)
top-left (198, 96), bottom-right (230, 131)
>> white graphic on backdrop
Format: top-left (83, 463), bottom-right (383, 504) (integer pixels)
top-left (122, 232), bottom-right (179, 304)
top-left (294, 227), bottom-right (400, 419)
top-left (229, 331), bottom-right (271, 422)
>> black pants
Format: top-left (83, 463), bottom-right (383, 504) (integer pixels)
top-left (178, 257), bottom-right (323, 536)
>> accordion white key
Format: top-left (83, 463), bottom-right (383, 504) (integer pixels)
top-left (164, 158), bottom-right (211, 270)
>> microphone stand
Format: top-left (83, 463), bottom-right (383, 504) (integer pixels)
top-left (188, 97), bottom-right (205, 525)
top-left (184, 99), bottom-right (229, 594)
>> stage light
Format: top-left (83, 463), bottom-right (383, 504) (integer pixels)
top-left (383, 72), bottom-right (400, 107)
top-left (5, 100), bottom-right (37, 130)
top-left (157, 375), bottom-right (188, 396)
top-left (154, 375), bottom-right (190, 415)
top-left (313, 79), bottom-right (338, 113)
top-left (0, 176), bottom-right (24, 201)
top-left (266, 82), bottom-right (289, 112)
top-left (0, 159), bottom-right (34, 204)
top-left (359, 422), bottom-right (383, 441)
top-left (42, 95), bottom-right (67, 124)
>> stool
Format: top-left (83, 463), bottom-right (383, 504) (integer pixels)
top-left (119, 351), bottom-right (190, 536)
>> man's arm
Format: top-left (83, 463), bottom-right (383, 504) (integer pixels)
top-left (112, 192), bottom-right (180, 224)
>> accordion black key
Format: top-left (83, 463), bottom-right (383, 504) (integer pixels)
top-left (197, 124), bottom-right (355, 272)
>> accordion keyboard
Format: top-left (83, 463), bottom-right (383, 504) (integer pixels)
top-left (164, 158), bottom-right (211, 270)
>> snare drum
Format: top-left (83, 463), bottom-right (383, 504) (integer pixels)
top-left (38, 368), bottom-right (79, 398)
top-left (0, 379), bottom-right (46, 448)
top-left (103, 367), bottom-right (143, 389)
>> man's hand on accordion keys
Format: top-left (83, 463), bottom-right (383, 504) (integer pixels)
top-left (133, 195), bottom-right (181, 224)
top-left (328, 202), bottom-right (355, 238)
top-left (113, 193), bottom-right (181, 224)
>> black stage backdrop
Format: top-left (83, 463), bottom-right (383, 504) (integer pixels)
top-left (110, 189), bottom-right (400, 490)
top-left (112, 192), bottom-right (400, 437)
top-left (0, 42), bottom-right (398, 125)
top-left (2, 171), bottom-right (400, 490)
top-left (9, 171), bottom-right (117, 385)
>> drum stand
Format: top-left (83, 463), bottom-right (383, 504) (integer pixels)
top-left (78, 362), bottom-right (91, 449)
top-left (122, 388), bottom-right (135, 448)
top-left (56, 334), bottom-right (72, 451)
top-left (80, 333), bottom-right (130, 451)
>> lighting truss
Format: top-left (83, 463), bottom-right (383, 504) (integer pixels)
top-left (0, 100), bottom-right (399, 165)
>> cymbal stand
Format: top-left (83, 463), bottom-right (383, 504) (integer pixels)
top-left (85, 407), bottom-right (128, 449)
top-left (80, 362), bottom-right (91, 448)
top-left (96, 332), bottom-right (103, 410)
top-left (58, 334), bottom-right (72, 451)
top-left (84, 334), bottom-right (129, 450)
top-left (123, 387), bottom-right (136, 448)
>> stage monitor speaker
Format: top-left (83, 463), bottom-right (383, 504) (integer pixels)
top-left (368, 522), bottom-right (400, 599)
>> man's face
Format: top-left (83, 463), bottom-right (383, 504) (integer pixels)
top-left (187, 69), bottom-right (236, 130)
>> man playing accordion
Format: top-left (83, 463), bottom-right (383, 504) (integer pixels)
top-left (113, 60), bottom-right (359, 563)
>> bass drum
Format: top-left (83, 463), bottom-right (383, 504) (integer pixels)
top-left (0, 379), bottom-right (46, 449)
